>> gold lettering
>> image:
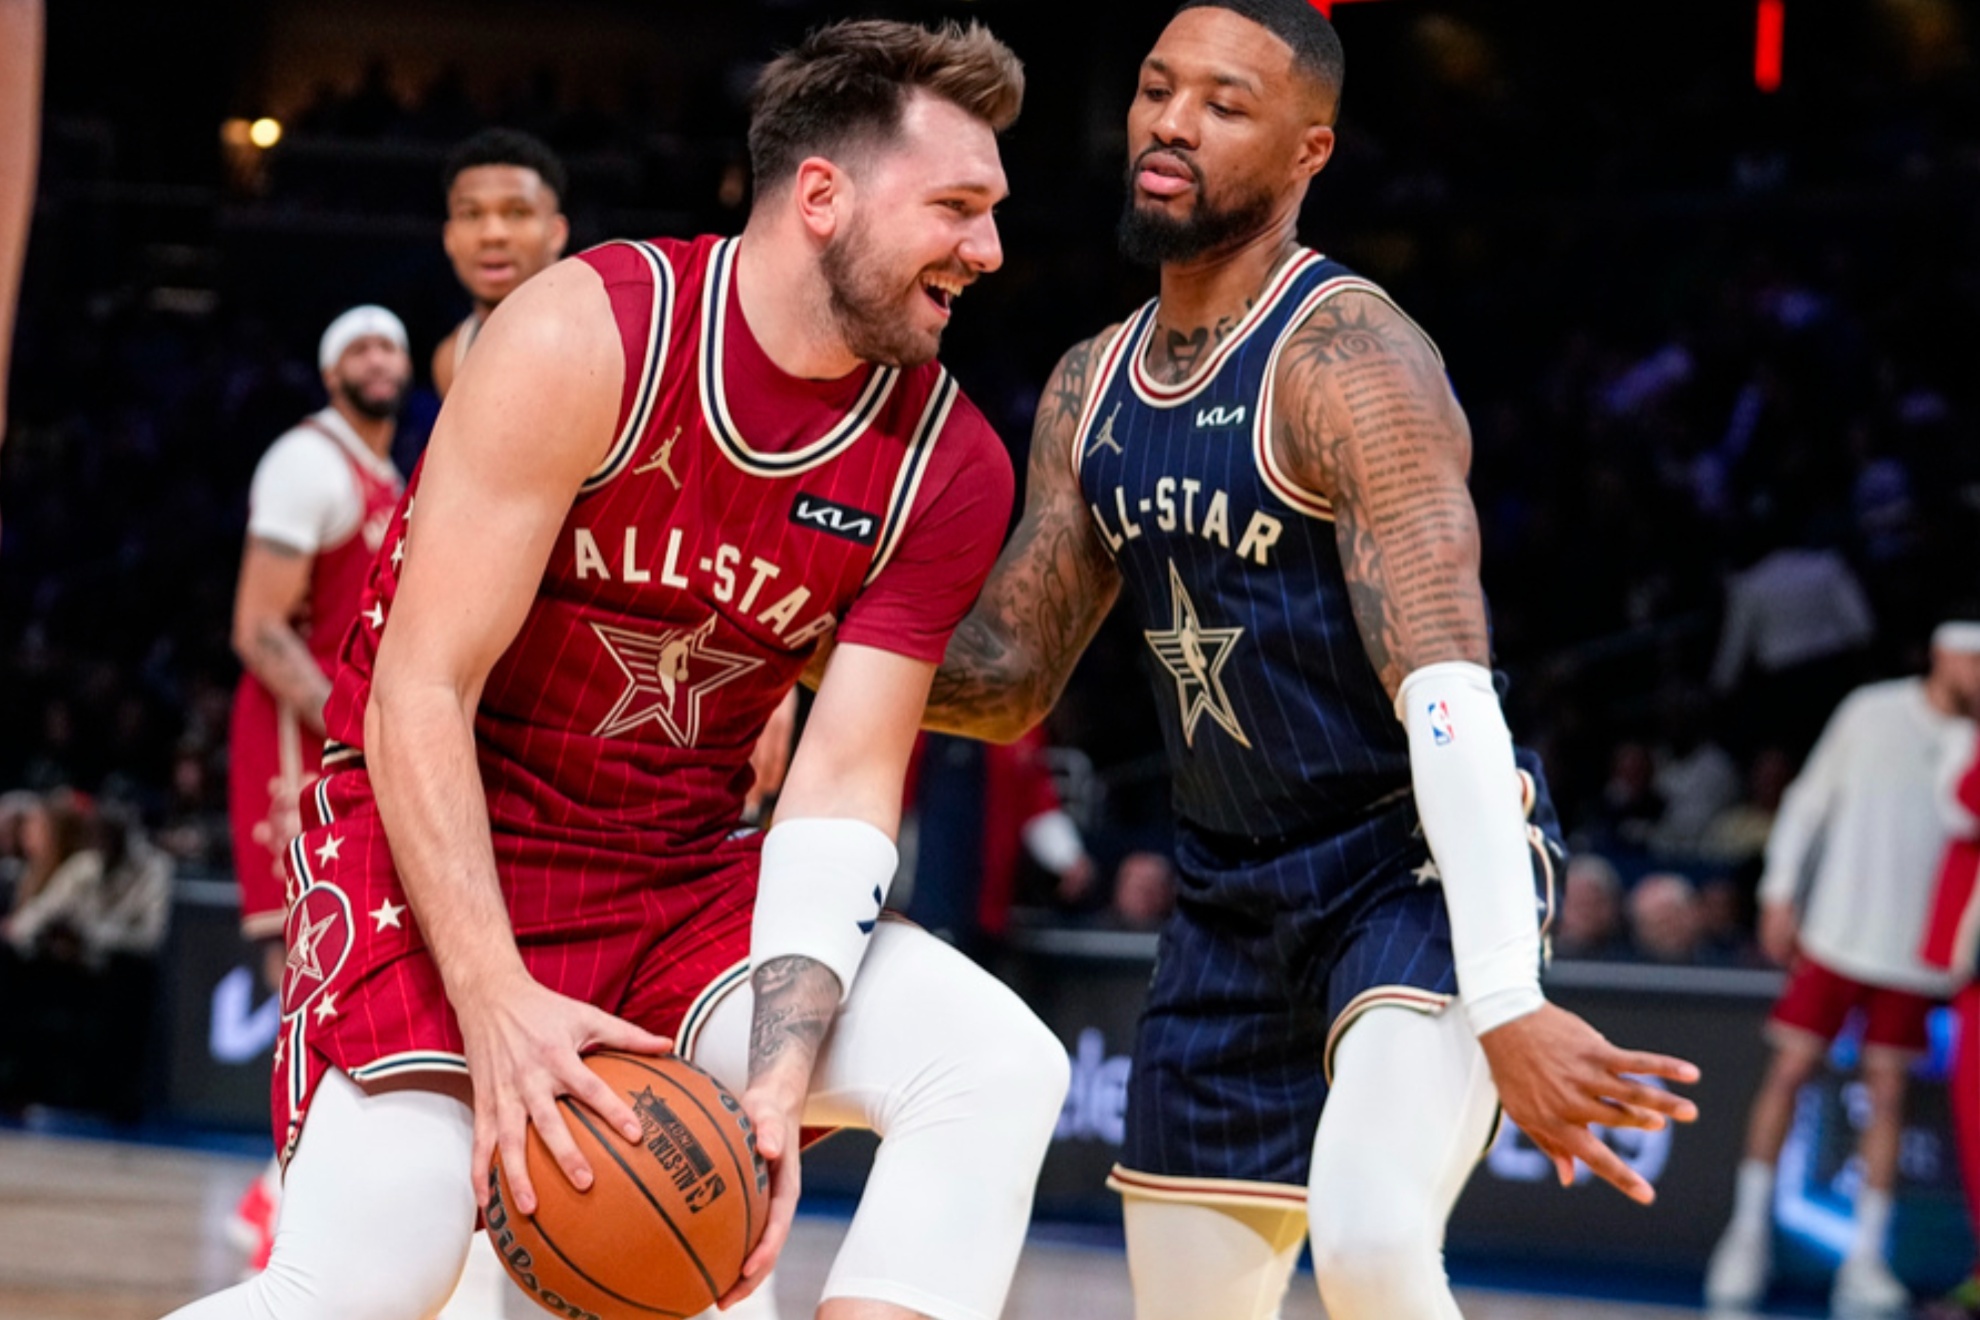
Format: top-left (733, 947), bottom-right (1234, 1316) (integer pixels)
top-left (1089, 503), bottom-right (1125, 555)
top-left (622, 528), bottom-right (651, 583)
top-left (711, 545), bottom-right (739, 603)
top-left (1235, 511), bottom-right (1283, 566)
top-left (739, 558), bottom-right (780, 612)
top-left (1154, 477), bottom-right (1178, 532)
top-left (573, 529), bottom-right (609, 581)
top-left (659, 529), bottom-right (690, 589)
top-left (757, 586), bottom-right (811, 635)
top-left (1201, 491), bottom-right (1231, 547)
top-left (1180, 478), bottom-right (1202, 534)
top-left (1113, 488), bottom-right (1143, 541)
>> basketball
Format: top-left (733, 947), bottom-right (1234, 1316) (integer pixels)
top-left (486, 1051), bottom-right (768, 1320)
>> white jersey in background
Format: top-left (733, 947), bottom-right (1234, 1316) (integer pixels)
top-left (1760, 677), bottom-right (1973, 995)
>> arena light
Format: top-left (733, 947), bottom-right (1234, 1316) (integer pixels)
top-left (1755, 0), bottom-right (1785, 93)
top-left (248, 117), bottom-right (283, 149)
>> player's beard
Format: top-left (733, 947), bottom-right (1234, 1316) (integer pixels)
top-left (1117, 151), bottom-right (1276, 267)
top-left (821, 215), bottom-right (941, 369)
top-left (337, 375), bottom-right (407, 422)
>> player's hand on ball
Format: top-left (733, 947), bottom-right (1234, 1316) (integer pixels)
top-left (457, 970), bottom-right (673, 1215)
top-left (721, 1085), bottom-right (802, 1310)
top-left (1478, 1002), bottom-right (1700, 1205)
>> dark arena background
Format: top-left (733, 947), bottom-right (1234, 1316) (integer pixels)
top-left (3, 1), bottom-right (1979, 1317)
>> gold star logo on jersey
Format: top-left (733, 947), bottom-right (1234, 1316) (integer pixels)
top-left (590, 616), bottom-right (763, 747)
top-left (1144, 560), bottom-right (1251, 750)
top-left (1084, 402), bottom-right (1123, 459)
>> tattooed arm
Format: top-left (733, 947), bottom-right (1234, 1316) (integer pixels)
top-left (1274, 291), bottom-right (1485, 698)
top-left (1276, 292), bottom-right (1700, 1206)
top-left (231, 536), bottom-right (333, 735)
top-left (923, 334), bottom-right (1124, 741)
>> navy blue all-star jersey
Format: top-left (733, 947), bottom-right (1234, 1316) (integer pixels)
top-left (1077, 249), bottom-right (1563, 1201)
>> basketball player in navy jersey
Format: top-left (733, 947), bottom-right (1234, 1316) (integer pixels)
top-left (921, 3), bottom-right (1700, 1316)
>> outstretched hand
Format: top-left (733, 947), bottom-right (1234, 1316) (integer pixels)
top-left (456, 970), bottom-right (673, 1214)
top-left (1478, 1002), bottom-right (1700, 1204)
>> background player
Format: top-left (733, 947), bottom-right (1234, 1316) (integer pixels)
top-left (223, 304), bottom-right (410, 1274)
top-left (431, 128), bottom-right (568, 399)
top-left (1705, 623), bottom-right (1980, 1315)
top-left (168, 19), bottom-right (1068, 1320)
top-left (918, 3), bottom-right (1697, 1317)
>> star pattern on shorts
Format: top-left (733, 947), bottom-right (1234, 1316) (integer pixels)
top-left (312, 991), bottom-right (339, 1024)
top-left (1143, 560), bottom-right (1251, 750)
top-left (272, 1034), bottom-right (284, 1064)
top-left (589, 616), bottom-right (764, 747)
top-left (285, 909), bottom-right (338, 984)
top-left (363, 601), bottom-right (385, 630)
top-left (314, 834), bottom-right (343, 868)
top-left (1412, 859), bottom-right (1442, 886)
top-left (391, 538), bottom-right (406, 569)
top-left (371, 899), bottom-right (406, 932)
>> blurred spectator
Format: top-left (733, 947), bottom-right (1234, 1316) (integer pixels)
top-left (1626, 872), bottom-right (1704, 964)
top-left (1710, 538), bottom-right (1876, 756)
top-left (1583, 741), bottom-right (1663, 852)
top-left (3, 787), bottom-right (95, 956)
top-left (1103, 851), bottom-right (1177, 933)
top-left (1649, 693), bottom-right (1742, 856)
top-left (153, 743), bottom-right (230, 869)
top-left (1696, 876), bottom-right (1759, 966)
top-left (1554, 854), bottom-right (1628, 961)
top-left (1697, 746), bottom-right (1795, 871)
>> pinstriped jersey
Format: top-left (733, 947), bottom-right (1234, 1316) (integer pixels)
top-left (1075, 249), bottom-right (1436, 840)
top-left (322, 233), bottom-right (1013, 848)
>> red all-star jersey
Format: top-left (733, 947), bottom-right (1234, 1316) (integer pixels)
top-left (320, 234), bottom-right (1013, 851)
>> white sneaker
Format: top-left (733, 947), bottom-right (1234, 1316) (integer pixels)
top-left (1832, 1254), bottom-right (1910, 1317)
top-left (1704, 1221), bottom-right (1772, 1309)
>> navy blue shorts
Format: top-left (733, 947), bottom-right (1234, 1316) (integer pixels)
top-left (1110, 768), bottom-right (1562, 1207)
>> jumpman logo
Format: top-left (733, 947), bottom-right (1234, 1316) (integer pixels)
top-left (633, 427), bottom-right (684, 489)
top-left (1084, 403), bottom-right (1123, 460)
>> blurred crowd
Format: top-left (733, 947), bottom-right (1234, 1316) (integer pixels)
top-left (5, 3), bottom-right (1980, 977)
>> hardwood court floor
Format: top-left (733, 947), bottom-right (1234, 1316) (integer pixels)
top-left (0, 1129), bottom-right (1726, 1319)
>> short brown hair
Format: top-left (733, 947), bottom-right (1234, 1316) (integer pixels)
top-left (748, 19), bottom-right (1025, 197)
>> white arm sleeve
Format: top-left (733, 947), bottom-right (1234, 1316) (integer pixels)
top-left (1398, 661), bottom-right (1543, 1037)
top-left (750, 817), bottom-right (898, 1003)
top-left (1757, 697), bottom-right (1855, 907)
top-left (247, 429), bottom-right (359, 555)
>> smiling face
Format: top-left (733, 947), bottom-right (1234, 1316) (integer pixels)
top-left (819, 91), bottom-right (1008, 367)
top-left (1119, 6), bottom-right (1336, 266)
top-left (442, 164), bottom-right (570, 308)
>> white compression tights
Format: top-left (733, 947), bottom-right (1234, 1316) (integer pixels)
top-left (166, 922), bottom-right (1067, 1320)
top-left (1123, 1004), bottom-right (1500, 1320)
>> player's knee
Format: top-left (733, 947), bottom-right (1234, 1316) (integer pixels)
top-left (1309, 1204), bottom-right (1443, 1311)
top-left (974, 1007), bottom-right (1071, 1126)
top-left (250, 1245), bottom-right (461, 1320)
top-left (899, 1004), bottom-right (1067, 1156)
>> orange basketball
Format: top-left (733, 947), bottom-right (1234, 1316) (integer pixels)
top-left (487, 1051), bottom-right (769, 1320)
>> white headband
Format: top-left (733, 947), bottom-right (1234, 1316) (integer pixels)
top-left (318, 305), bottom-right (408, 372)
top-left (1934, 622), bottom-right (1980, 655)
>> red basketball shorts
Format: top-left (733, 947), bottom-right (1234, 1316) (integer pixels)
top-left (273, 765), bottom-right (758, 1165)
top-left (1767, 955), bottom-right (1940, 1058)
top-left (228, 678), bottom-right (324, 940)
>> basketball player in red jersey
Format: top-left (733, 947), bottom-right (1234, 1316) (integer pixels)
top-left (167, 20), bottom-right (1068, 1320)
top-left (431, 128), bottom-right (569, 400)
top-left (222, 305), bottom-right (410, 1272)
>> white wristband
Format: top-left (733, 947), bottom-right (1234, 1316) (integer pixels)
top-left (1022, 810), bottom-right (1086, 875)
top-left (1397, 661), bottom-right (1545, 1037)
top-left (750, 818), bottom-right (898, 1004)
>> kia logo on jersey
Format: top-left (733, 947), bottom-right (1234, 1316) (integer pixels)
top-left (1194, 403), bottom-right (1248, 429)
top-left (790, 493), bottom-right (880, 546)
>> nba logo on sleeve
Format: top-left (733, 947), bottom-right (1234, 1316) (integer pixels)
top-left (1428, 701), bottom-right (1456, 746)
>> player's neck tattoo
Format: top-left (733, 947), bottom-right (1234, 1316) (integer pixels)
top-left (1148, 297), bottom-right (1255, 386)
